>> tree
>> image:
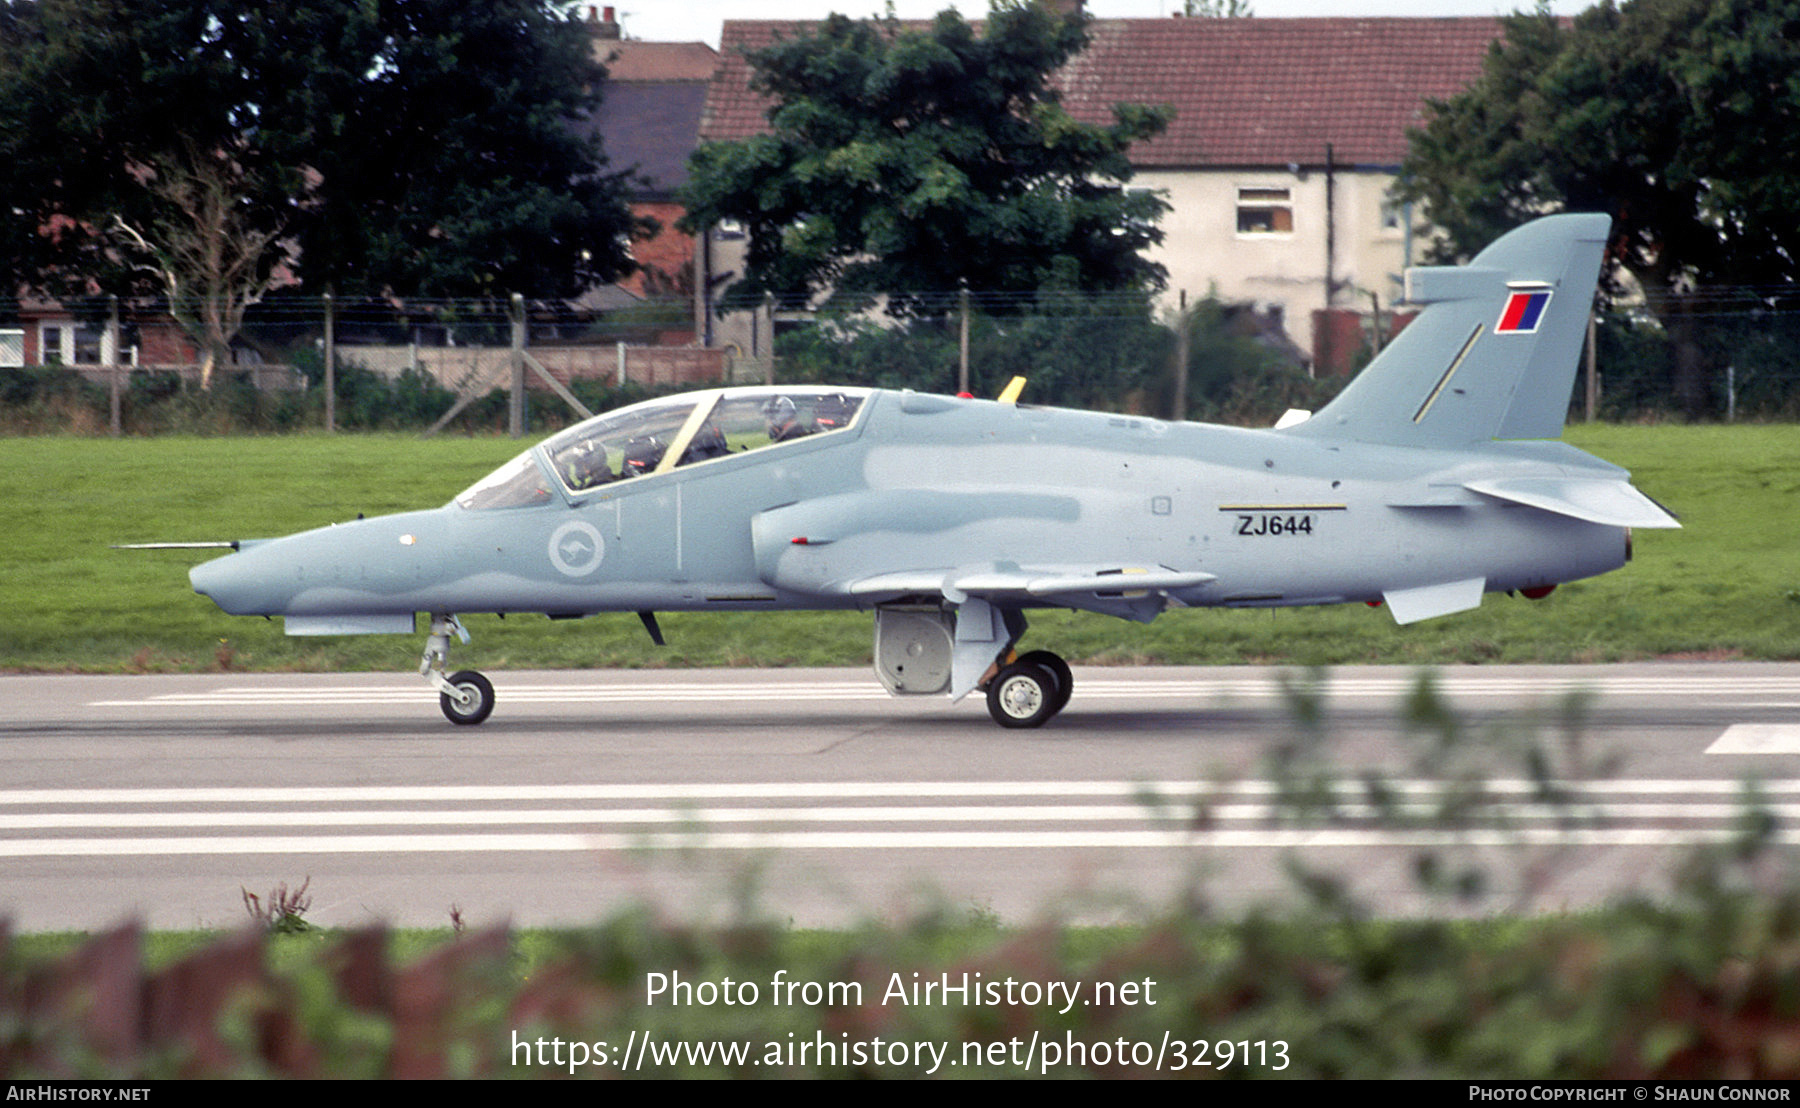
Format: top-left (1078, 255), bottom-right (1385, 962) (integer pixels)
top-left (109, 139), bottom-right (299, 388)
top-left (679, 2), bottom-right (1171, 318)
top-left (1181, 1), bottom-right (1255, 16)
top-left (0, 0), bottom-right (640, 385)
top-left (289, 0), bottom-right (644, 299)
top-left (1397, 0), bottom-right (1800, 416)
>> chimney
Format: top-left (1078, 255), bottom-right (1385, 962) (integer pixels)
top-left (589, 5), bottom-right (621, 40)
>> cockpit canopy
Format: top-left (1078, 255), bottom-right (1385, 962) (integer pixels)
top-left (454, 386), bottom-right (869, 510)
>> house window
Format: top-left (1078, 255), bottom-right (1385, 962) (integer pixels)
top-left (40, 325), bottom-right (63, 364)
top-left (0, 329), bottom-right (22, 368)
top-left (73, 326), bottom-right (103, 364)
top-left (1236, 186), bottom-right (1293, 235)
top-left (38, 323), bottom-right (107, 365)
top-left (1380, 198), bottom-right (1407, 235)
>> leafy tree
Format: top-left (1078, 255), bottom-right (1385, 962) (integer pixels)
top-left (0, 0), bottom-right (639, 385)
top-left (679, 2), bottom-right (1171, 318)
top-left (1397, 0), bottom-right (1800, 416)
top-left (1181, 1), bottom-right (1255, 16)
top-left (290, 0), bottom-right (643, 299)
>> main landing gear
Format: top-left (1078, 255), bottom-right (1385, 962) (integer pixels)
top-left (417, 606), bottom-right (1071, 729)
top-left (984, 648), bottom-right (1074, 729)
top-left (421, 614), bottom-right (495, 726)
top-left (871, 602), bottom-right (1075, 730)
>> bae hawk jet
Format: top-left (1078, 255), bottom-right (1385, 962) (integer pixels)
top-left (178, 214), bottom-right (1677, 727)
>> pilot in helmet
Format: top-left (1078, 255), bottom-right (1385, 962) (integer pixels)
top-left (563, 440), bottom-right (611, 489)
top-left (765, 395), bottom-right (806, 442)
top-left (621, 435), bottom-right (665, 477)
top-left (813, 393), bottom-right (855, 430)
top-left (682, 420), bottom-right (730, 463)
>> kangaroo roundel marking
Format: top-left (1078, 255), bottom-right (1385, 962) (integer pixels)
top-left (548, 521), bottom-right (605, 577)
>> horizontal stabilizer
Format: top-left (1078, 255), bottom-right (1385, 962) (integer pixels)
top-left (1383, 578), bottom-right (1485, 625)
top-left (1464, 478), bottom-right (1680, 528)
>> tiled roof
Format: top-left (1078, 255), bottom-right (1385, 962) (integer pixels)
top-left (586, 81), bottom-right (710, 194)
top-left (698, 21), bottom-right (823, 151)
top-left (595, 40), bottom-right (719, 82)
top-left (585, 41), bottom-right (721, 197)
top-left (701, 17), bottom-right (1500, 169)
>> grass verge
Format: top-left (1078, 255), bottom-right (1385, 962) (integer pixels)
top-left (2, 424), bottom-right (1796, 672)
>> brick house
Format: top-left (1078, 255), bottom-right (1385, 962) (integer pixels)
top-left (579, 7), bottom-right (718, 310)
top-left (694, 10), bottom-right (1499, 374)
top-left (2, 299), bottom-right (197, 371)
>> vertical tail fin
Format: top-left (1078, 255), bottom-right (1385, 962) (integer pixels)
top-left (1288, 213), bottom-right (1610, 448)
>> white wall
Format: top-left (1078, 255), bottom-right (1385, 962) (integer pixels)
top-left (1140, 167), bottom-right (1418, 356)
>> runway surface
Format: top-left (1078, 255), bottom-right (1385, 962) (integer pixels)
top-left (2, 663), bottom-right (1798, 930)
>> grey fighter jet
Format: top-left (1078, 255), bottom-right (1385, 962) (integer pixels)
top-left (183, 214), bottom-right (1677, 727)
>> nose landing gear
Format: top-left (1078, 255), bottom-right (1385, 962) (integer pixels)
top-left (421, 614), bottom-right (495, 725)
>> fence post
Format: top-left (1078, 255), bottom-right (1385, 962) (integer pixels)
top-left (958, 282), bottom-right (970, 395)
top-left (323, 292), bottom-right (336, 432)
top-left (509, 293), bottom-right (526, 438)
top-left (107, 296), bottom-right (122, 436)
top-left (1584, 307), bottom-right (1598, 422)
top-left (762, 293), bottom-right (774, 385)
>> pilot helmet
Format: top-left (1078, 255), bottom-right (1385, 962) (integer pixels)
top-left (622, 434), bottom-right (664, 476)
top-left (815, 393), bottom-right (853, 429)
top-left (764, 395), bottom-right (797, 433)
top-left (566, 440), bottom-right (609, 487)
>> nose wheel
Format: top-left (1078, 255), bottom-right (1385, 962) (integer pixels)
top-left (421, 614), bottom-right (495, 726)
top-left (439, 670), bottom-right (495, 726)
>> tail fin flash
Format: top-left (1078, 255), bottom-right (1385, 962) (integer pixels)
top-left (1289, 213), bottom-right (1610, 447)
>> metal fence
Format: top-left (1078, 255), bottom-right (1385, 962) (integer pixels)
top-left (8, 290), bottom-right (1800, 434)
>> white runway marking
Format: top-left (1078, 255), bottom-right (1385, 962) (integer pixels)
top-left (9, 828), bottom-right (1800, 859)
top-left (88, 672), bottom-right (1800, 710)
top-left (9, 778), bottom-right (1800, 806)
top-left (4, 779), bottom-right (1796, 858)
top-left (1708, 725), bottom-right (1800, 755)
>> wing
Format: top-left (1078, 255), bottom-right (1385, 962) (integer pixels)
top-left (846, 564), bottom-right (1217, 623)
top-left (752, 492), bottom-right (1215, 622)
top-left (842, 563), bottom-right (1215, 702)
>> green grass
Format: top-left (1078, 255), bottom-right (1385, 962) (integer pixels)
top-left (2, 424), bottom-right (1795, 673)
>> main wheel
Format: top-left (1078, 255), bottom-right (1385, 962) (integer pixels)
top-left (440, 669), bottom-right (495, 726)
top-left (986, 660), bottom-right (1058, 729)
top-left (1016, 650), bottom-right (1073, 716)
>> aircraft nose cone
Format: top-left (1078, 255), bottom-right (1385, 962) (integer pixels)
top-left (190, 550), bottom-right (268, 615)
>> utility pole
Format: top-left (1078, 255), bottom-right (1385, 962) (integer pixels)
top-left (1324, 142), bottom-right (1337, 313)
